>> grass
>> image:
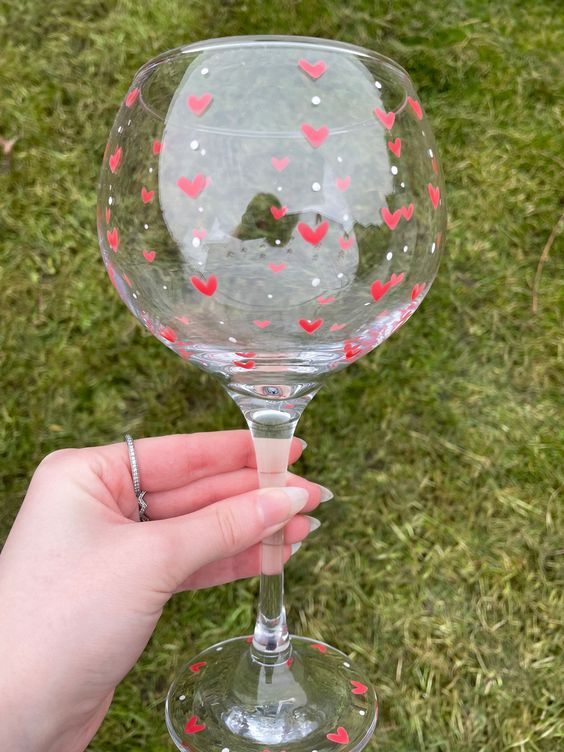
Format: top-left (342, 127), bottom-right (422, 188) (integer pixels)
top-left (1, 1), bottom-right (563, 750)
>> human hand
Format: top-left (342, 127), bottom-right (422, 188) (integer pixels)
top-left (0, 431), bottom-right (328, 752)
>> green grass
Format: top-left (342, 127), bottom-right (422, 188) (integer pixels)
top-left (1, 1), bottom-right (563, 750)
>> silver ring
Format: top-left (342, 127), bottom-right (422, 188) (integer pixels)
top-left (124, 434), bottom-right (150, 521)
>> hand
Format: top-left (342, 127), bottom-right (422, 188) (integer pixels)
top-left (0, 431), bottom-right (326, 752)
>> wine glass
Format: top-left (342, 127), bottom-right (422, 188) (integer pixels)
top-left (97, 35), bottom-right (446, 752)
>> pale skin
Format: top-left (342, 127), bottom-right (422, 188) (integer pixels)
top-left (0, 431), bottom-right (327, 752)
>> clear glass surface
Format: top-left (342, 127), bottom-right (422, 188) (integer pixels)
top-left (97, 34), bottom-right (446, 751)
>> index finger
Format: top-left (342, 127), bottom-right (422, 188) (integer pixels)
top-left (100, 430), bottom-right (306, 493)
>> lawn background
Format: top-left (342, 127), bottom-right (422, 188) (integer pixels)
top-left (0, 1), bottom-right (562, 750)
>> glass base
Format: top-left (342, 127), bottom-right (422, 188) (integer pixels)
top-left (166, 635), bottom-right (378, 751)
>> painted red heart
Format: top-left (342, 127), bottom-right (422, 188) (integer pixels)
top-left (152, 139), bottom-right (163, 155)
top-left (401, 203), bottom-right (414, 220)
top-left (191, 274), bottom-right (217, 296)
top-left (390, 272), bottom-right (405, 287)
top-left (381, 207), bottom-right (402, 230)
top-left (187, 92), bottom-right (213, 116)
top-left (351, 680), bottom-right (368, 695)
top-left (143, 250), bottom-right (156, 262)
top-left (345, 343), bottom-right (362, 359)
top-left (105, 207), bottom-right (111, 223)
top-left (270, 205), bottom-right (287, 220)
top-left (193, 228), bottom-right (207, 239)
top-left (327, 726), bottom-right (350, 744)
top-left (125, 87), bottom-right (139, 107)
top-left (141, 186), bottom-right (154, 204)
top-left (311, 643), bottom-right (327, 653)
top-left (298, 59), bottom-right (327, 79)
top-left (107, 227), bottom-right (119, 252)
top-left (336, 176), bottom-right (350, 191)
top-left (339, 236), bottom-right (353, 251)
top-left (407, 96), bottom-right (423, 119)
top-left (246, 636), bottom-right (253, 644)
top-left (254, 320), bottom-right (271, 328)
top-left (370, 279), bottom-right (392, 301)
top-left (235, 351), bottom-right (256, 358)
top-left (233, 360), bottom-right (255, 369)
top-left (330, 323), bottom-right (346, 331)
top-left (189, 661), bottom-right (207, 673)
top-left (161, 326), bottom-right (177, 343)
top-left (387, 137), bottom-right (401, 157)
top-left (427, 183), bottom-right (440, 209)
top-left (317, 296), bottom-right (335, 305)
top-left (299, 319), bottom-right (323, 334)
top-left (271, 156), bottom-right (289, 171)
top-left (411, 282), bottom-right (426, 300)
top-left (184, 715), bottom-right (206, 734)
top-left (301, 123), bottom-right (329, 148)
top-left (374, 108), bottom-right (395, 129)
top-left (286, 657), bottom-right (294, 667)
top-left (268, 263), bottom-right (286, 273)
top-left (177, 174), bottom-right (207, 199)
top-left (298, 220), bottom-right (329, 246)
top-left (109, 146), bottom-right (122, 173)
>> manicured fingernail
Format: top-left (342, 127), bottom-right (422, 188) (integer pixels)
top-left (318, 485), bottom-right (334, 503)
top-left (297, 438), bottom-right (308, 451)
top-left (291, 541), bottom-right (302, 556)
top-left (257, 487), bottom-right (309, 526)
top-left (305, 515), bottom-right (321, 532)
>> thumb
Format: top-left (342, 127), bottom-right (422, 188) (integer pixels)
top-left (140, 486), bottom-right (309, 591)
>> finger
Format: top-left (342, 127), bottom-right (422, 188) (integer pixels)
top-left (144, 469), bottom-right (327, 520)
top-left (95, 431), bottom-right (306, 496)
top-left (140, 485), bottom-right (311, 590)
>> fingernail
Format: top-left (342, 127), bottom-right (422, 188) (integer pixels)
top-left (257, 487), bottom-right (309, 527)
top-left (318, 484), bottom-right (334, 503)
top-left (305, 515), bottom-right (322, 533)
top-left (291, 541), bottom-right (302, 556)
top-left (297, 438), bottom-right (308, 451)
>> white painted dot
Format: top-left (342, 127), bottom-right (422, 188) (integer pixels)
top-left (117, 126), bottom-right (123, 133)
top-left (216, 646), bottom-right (223, 651)
top-left (391, 165), bottom-right (398, 175)
top-left (403, 244), bottom-right (408, 253)
top-left (190, 140), bottom-right (199, 150)
top-left (422, 130), bottom-right (426, 136)
top-left (343, 214), bottom-right (349, 221)
top-left (179, 695), bottom-right (186, 701)
top-left (337, 156), bottom-right (343, 163)
top-left (148, 167), bottom-right (153, 173)
top-left (400, 181), bottom-right (405, 188)
top-left (267, 293), bottom-right (273, 299)
top-left (201, 148), bottom-right (206, 156)
top-left (132, 293), bottom-right (137, 299)
top-left (277, 185), bottom-right (283, 191)
top-left (197, 261), bottom-right (203, 265)
top-left (375, 80), bottom-right (382, 89)
top-left (312, 182), bottom-right (321, 192)
top-left (428, 148), bottom-right (434, 158)
top-left (221, 748), bottom-right (230, 752)
top-left (275, 239), bottom-right (281, 245)
top-left (431, 242), bottom-right (436, 254)
top-left (163, 285), bottom-right (167, 290)
top-left (337, 273), bottom-right (344, 279)
top-left (144, 223), bottom-right (149, 229)
top-left (127, 119), bottom-right (131, 126)
top-left (386, 251), bottom-right (393, 261)
top-left (312, 95), bottom-right (321, 105)
top-left (359, 710), bottom-right (366, 716)
top-left (201, 67), bottom-right (209, 76)
top-left (228, 337), bottom-right (237, 343)
top-left (198, 207), bottom-right (204, 213)
top-left (219, 320), bottom-right (225, 325)
top-left (312, 277), bottom-right (320, 287)
top-left (192, 237), bottom-right (201, 248)
top-left (364, 301), bottom-right (371, 306)
top-left (108, 196), bottom-right (113, 205)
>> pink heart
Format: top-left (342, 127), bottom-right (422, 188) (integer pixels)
top-left (152, 139), bottom-right (163, 155)
top-left (311, 643), bottom-right (327, 653)
top-left (160, 326), bottom-right (177, 343)
top-left (327, 726), bottom-right (350, 744)
top-left (177, 174), bottom-right (207, 199)
top-left (401, 203), bottom-right (414, 220)
top-left (407, 96), bottom-right (423, 119)
top-left (106, 227), bottom-right (119, 252)
top-left (427, 183), bottom-right (440, 209)
top-left (268, 263), bottom-right (286, 273)
top-left (184, 715), bottom-right (206, 734)
top-left (189, 661), bottom-right (207, 673)
top-left (191, 274), bottom-right (217, 296)
top-left (187, 92), bottom-right (213, 116)
top-left (233, 359), bottom-right (255, 369)
top-left (336, 176), bottom-right (350, 191)
top-left (411, 282), bottom-right (426, 300)
top-left (125, 87), bottom-right (139, 107)
top-left (317, 296), bottom-right (335, 305)
top-left (271, 156), bottom-right (289, 171)
top-left (373, 107), bottom-right (395, 129)
top-left (351, 680), bottom-right (368, 695)
top-left (330, 323), bottom-right (346, 331)
top-left (298, 220), bottom-right (329, 246)
top-left (109, 146), bottom-right (122, 173)
top-left (301, 123), bottom-right (329, 148)
top-left (254, 320), bottom-right (271, 328)
top-left (270, 205), bottom-right (287, 220)
top-left (381, 207), bottom-right (402, 230)
top-left (143, 250), bottom-right (156, 262)
top-left (390, 272), bottom-right (405, 287)
top-left (370, 279), bottom-right (392, 301)
top-left (299, 319), bottom-right (323, 334)
top-left (339, 236), bottom-right (353, 251)
top-left (141, 186), bottom-right (154, 204)
top-left (388, 137), bottom-right (401, 157)
top-left (193, 228), bottom-right (207, 239)
top-left (298, 59), bottom-right (327, 79)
